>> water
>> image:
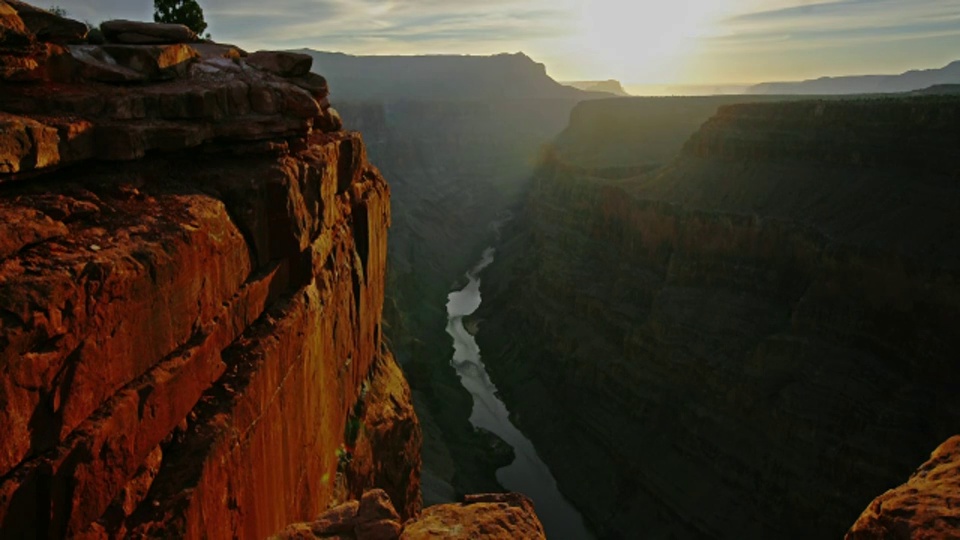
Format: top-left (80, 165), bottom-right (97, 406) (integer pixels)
top-left (446, 248), bottom-right (594, 540)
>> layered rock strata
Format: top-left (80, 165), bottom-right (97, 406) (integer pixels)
top-left (0, 5), bottom-right (414, 539)
top-left (477, 97), bottom-right (960, 538)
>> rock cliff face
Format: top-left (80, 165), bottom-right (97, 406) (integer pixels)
top-left (0, 4), bottom-right (419, 539)
top-left (477, 96), bottom-right (960, 538)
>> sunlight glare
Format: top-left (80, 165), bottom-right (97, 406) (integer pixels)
top-left (573, 0), bottom-right (735, 82)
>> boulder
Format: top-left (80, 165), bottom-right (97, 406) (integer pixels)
top-left (358, 490), bottom-right (401, 523)
top-left (100, 20), bottom-right (196, 44)
top-left (847, 436), bottom-right (960, 540)
top-left (100, 43), bottom-right (199, 79)
top-left (316, 107), bottom-right (343, 133)
top-left (290, 72), bottom-right (329, 100)
top-left (191, 42), bottom-right (245, 60)
top-left (245, 50), bottom-right (312, 77)
top-left (5, 0), bottom-right (86, 43)
top-left (58, 45), bottom-right (148, 83)
top-left (400, 493), bottom-right (546, 540)
top-left (0, 1), bottom-right (32, 47)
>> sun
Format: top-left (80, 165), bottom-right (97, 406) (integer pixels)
top-left (572, 0), bottom-right (735, 83)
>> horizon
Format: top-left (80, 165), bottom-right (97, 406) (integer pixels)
top-left (51, 0), bottom-right (960, 86)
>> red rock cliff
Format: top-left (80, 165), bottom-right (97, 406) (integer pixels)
top-left (0, 4), bottom-right (420, 538)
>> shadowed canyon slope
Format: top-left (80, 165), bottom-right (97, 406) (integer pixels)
top-left (476, 95), bottom-right (960, 538)
top-left (299, 49), bottom-right (611, 503)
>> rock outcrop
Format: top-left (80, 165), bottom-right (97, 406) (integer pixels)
top-left (274, 490), bottom-right (546, 540)
top-left (847, 436), bottom-right (960, 540)
top-left (477, 96), bottom-right (960, 538)
top-left (0, 5), bottom-right (417, 539)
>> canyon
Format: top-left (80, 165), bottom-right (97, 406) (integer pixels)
top-left (298, 49), bottom-right (612, 504)
top-left (2, 2), bottom-right (959, 539)
top-left (475, 95), bottom-right (960, 538)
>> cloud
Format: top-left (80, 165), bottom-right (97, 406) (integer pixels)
top-left (714, 0), bottom-right (960, 50)
top-left (204, 0), bottom-right (572, 52)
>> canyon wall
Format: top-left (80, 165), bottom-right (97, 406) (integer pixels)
top-left (0, 5), bottom-right (420, 538)
top-left (477, 96), bottom-right (960, 538)
top-left (334, 92), bottom-right (595, 502)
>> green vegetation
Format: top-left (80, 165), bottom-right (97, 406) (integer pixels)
top-left (153, 0), bottom-right (207, 36)
top-left (48, 5), bottom-right (67, 16)
top-left (335, 444), bottom-right (352, 472)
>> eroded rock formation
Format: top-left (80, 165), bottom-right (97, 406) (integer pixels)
top-left (847, 435), bottom-right (960, 540)
top-left (0, 4), bottom-right (415, 538)
top-left (477, 96), bottom-right (960, 538)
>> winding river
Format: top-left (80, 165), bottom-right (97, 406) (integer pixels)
top-left (446, 248), bottom-right (594, 540)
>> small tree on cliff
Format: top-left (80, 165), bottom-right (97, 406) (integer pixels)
top-left (153, 0), bottom-right (207, 36)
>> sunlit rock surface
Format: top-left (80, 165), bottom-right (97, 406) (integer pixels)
top-left (0, 4), bottom-right (417, 538)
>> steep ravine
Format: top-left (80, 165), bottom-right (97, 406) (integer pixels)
top-left (447, 248), bottom-right (593, 539)
top-left (335, 97), bottom-right (595, 502)
top-left (476, 96), bottom-right (960, 538)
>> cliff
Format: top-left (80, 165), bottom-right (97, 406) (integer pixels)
top-left (297, 50), bottom-right (606, 101)
top-left (563, 80), bottom-right (630, 96)
top-left (477, 96), bottom-right (960, 537)
top-left (0, 4), bottom-right (419, 538)
top-left (748, 60), bottom-right (960, 95)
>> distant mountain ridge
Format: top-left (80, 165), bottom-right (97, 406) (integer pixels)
top-left (563, 80), bottom-right (630, 96)
top-left (748, 60), bottom-right (960, 95)
top-left (294, 50), bottom-right (609, 101)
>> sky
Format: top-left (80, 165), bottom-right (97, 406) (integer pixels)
top-left (50, 0), bottom-right (960, 86)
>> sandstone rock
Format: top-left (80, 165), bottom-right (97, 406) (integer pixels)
top-left (54, 43), bottom-right (202, 84)
top-left (846, 436), bottom-right (960, 540)
top-left (99, 43), bottom-right (199, 79)
top-left (246, 50), bottom-right (313, 77)
top-left (0, 1), bottom-right (31, 46)
top-left (291, 72), bottom-right (330, 100)
top-left (400, 493), bottom-right (546, 539)
top-left (356, 519), bottom-right (402, 540)
top-left (100, 20), bottom-right (196, 44)
top-left (359, 490), bottom-right (401, 523)
top-left (0, 7), bottom-right (399, 539)
top-left (0, 112), bottom-right (60, 173)
top-left (58, 45), bottom-right (148, 83)
top-left (6, 0), bottom-right (86, 43)
top-left (0, 204), bottom-right (67, 258)
top-left (317, 107), bottom-right (344, 133)
top-left (191, 42), bottom-right (245, 60)
top-left (314, 500), bottom-right (360, 534)
top-left (339, 353), bottom-right (422, 521)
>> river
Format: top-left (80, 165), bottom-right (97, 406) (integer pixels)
top-left (445, 247), bottom-right (594, 540)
